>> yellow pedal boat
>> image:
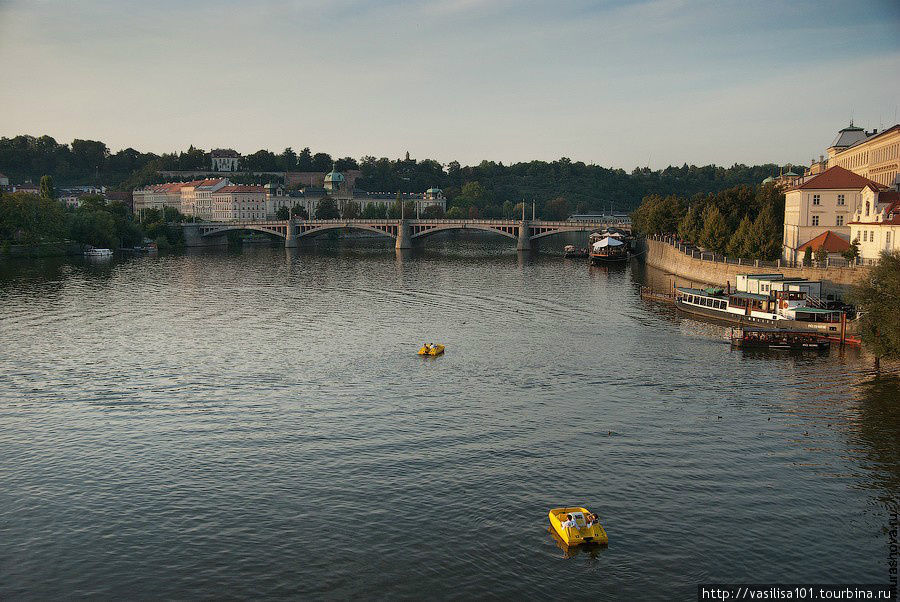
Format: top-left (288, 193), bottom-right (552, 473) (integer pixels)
top-left (548, 507), bottom-right (608, 546)
top-left (417, 343), bottom-right (445, 356)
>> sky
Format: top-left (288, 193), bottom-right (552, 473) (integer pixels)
top-left (1, 0), bottom-right (898, 169)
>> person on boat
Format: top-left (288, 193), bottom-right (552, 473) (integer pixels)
top-left (423, 342), bottom-right (430, 352)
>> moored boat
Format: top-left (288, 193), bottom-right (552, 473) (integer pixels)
top-left (564, 244), bottom-right (588, 258)
top-left (589, 236), bottom-right (628, 264)
top-left (84, 247), bottom-right (113, 257)
top-left (548, 507), bottom-right (608, 546)
top-left (731, 328), bottom-right (831, 350)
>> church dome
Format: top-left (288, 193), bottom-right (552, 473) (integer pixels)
top-left (324, 169), bottom-right (345, 183)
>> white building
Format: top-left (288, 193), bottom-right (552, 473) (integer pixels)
top-left (211, 149), bottom-right (241, 172)
top-left (848, 190), bottom-right (900, 262)
top-left (134, 182), bottom-right (188, 214)
top-left (212, 185), bottom-right (267, 221)
top-left (782, 166), bottom-right (885, 263)
top-left (180, 178), bottom-right (230, 219)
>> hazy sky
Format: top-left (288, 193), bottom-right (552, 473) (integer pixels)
top-left (1, 0), bottom-right (898, 169)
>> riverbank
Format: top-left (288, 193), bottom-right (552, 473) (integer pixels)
top-left (1, 241), bottom-right (83, 258)
top-left (637, 236), bottom-right (868, 298)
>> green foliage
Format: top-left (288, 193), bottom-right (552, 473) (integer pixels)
top-left (276, 205), bottom-right (290, 220)
top-left (699, 205), bottom-right (728, 252)
top-left (446, 206), bottom-right (466, 219)
top-left (291, 204), bottom-right (309, 219)
top-left (726, 215), bottom-right (754, 257)
top-left (747, 203), bottom-right (782, 260)
top-left (341, 201), bottom-right (361, 219)
top-left (843, 239), bottom-right (860, 262)
top-left (814, 245), bottom-right (828, 265)
top-left (39, 175), bottom-right (56, 199)
top-left (422, 204), bottom-right (445, 218)
top-left (677, 203), bottom-right (704, 244)
top-left (0, 192), bottom-right (67, 244)
top-left (70, 209), bottom-right (117, 248)
top-left (361, 203), bottom-right (388, 219)
top-left (803, 246), bottom-right (813, 266)
top-left (314, 198), bottom-right (340, 219)
top-left (632, 194), bottom-right (683, 236)
top-left (543, 196), bottom-right (570, 220)
top-left (849, 250), bottom-right (900, 366)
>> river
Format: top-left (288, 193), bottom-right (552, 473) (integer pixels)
top-left (1, 235), bottom-right (897, 599)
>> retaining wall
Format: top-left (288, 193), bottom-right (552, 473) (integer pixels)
top-left (638, 238), bottom-right (868, 298)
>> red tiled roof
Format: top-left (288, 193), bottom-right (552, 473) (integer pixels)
top-left (216, 185), bottom-right (264, 193)
top-left (798, 230), bottom-right (850, 253)
top-left (790, 165), bottom-right (884, 191)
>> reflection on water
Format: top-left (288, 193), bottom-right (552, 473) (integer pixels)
top-left (0, 237), bottom-right (897, 599)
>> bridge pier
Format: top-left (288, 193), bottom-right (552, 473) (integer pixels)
top-left (284, 219), bottom-right (298, 248)
top-left (516, 221), bottom-right (532, 251)
top-left (182, 224), bottom-right (227, 247)
top-left (395, 219), bottom-right (412, 250)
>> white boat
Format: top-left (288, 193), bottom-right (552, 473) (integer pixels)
top-left (84, 248), bottom-right (113, 257)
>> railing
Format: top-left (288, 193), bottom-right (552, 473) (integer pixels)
top-left (645, 234), bottom-right (865, 270)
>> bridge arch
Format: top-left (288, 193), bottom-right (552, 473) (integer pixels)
top-left (296, 222), bottom-right (398, 240)
top-left (408, 222), bottom-right (519, 241)
top-left (198, 223), bottom-right (288, 239)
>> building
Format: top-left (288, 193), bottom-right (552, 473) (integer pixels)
top-left (0, 172), bottom-right (8, 186)
top-left (323, 166), bottom-right (347, 197)
top-left (58, 185), bottom-right (106, 208)
top-left (848, 190), bottom-right (900, 262)
top-left (212, 185), bottom-right (267, 221)
top-left (211, 149), bottom-right (241, 172)
top-left (817, 122), bottom-right (900, 187)
top-left (180, 178), bottom-right (230, 219)
top-left (781, 165), bottom-right (885, 263)
top-left (134, 182), bottom-right (190, 214)
top-left (796, 230), bottom-right (850, 261)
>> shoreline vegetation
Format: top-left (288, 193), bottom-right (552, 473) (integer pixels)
top-left (3, 134), bottom-right (789, 217)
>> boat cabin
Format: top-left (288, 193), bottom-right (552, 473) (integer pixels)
top-left (732, 328), bottom-right (830, 350)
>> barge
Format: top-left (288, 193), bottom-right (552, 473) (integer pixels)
top-left (731, 328), bottom-right (831, 350)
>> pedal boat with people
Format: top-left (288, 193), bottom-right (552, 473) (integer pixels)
top-left (548, 507), bottom-right (608, 546)
top-left (417, 343), bottom-right (445, 356)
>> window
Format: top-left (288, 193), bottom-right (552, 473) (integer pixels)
top-left (812, 194), bottom-right (820, 206)
top-left (837, 194), bottom-right (845, 206)
top-left (863, 231), bottom-right (868, 242)
top-left (836, 215), bottom-right (843, 226)
top-left (865, 201), bottom-right (870, 216)
top-left (871, 230), bottom-right (875, 242)
top-left (887, 232), bottom-right (892, 246)
top-left (812, 215), bottom-right (819, 226)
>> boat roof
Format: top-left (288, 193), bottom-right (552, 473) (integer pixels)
top-left (739, 328), bottom-right (824, 334)
top-left (738, 273), bottom-right (783, 279)
top-left (676, 287), bottom-right (724, 296)
top-left (729, 292), bottom-right (770, 301)
top-left (792, 307), bottom-right (841, 314)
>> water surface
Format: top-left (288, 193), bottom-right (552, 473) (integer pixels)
top-left (1, 236), bottom-right (897, 599)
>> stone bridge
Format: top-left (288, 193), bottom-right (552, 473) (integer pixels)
top-left (182, 219), bottom-right (631, 251)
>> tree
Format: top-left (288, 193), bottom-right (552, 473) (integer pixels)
top-left (543, 196), bottom-right (570, 220)
top-left (341, 201), bottom-right (360, 219)
top-left (276, 205), bottom-right (290, 220)
top-left (699, 205), bottom-right (728, 252)
top-left (843, 239), bottom-right (860, 262)
top-left (69, 209), bottom-right (117, 248)
top-left (314, 197), bottom-right (339, 219)
top-left (747, 203), bottom-right (782, 260)
top-left (446, 206), bottom-right (466, 219)
top-left (0, 191), bottom-right (67, 244)
top-left (803, 246), bottom-right (813, 266)
top-left (278, 147), bottom-right (297, 172)
top-left (422, 204), bottom-right (445, 218)
top-left (814, 245), bottom-right (828, 265)
top-left (849, 250), bottom-right (900, 372)
top-left (291, 204), bottom-right (309, 219)
top-left (362, 203), bottom-right (387, 219)
top-left (39, 175), bottom-right (56, 200)
top-left (726, 215), bottom-right (753, 257)
top-left (677, 204), bottom-right (704, 244)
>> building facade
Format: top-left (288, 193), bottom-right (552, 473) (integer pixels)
top-left (816, 123), bottom-right (900, 187)
top-left (782, 166), bottom-right (884, 263)
top-left (212, 185), bottom-right (267, 221)
top-left (211, 149), bottom-right (241, 172)
top-left (848, 190), bottom-right (900, 261)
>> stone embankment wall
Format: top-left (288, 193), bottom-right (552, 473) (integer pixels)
top-left (637, 237), bottom-right (868, 298)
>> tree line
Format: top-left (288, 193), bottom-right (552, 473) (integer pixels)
top-left (1, 134), bottom-right (788, 217)
top-left (0, 176), bottom-right (187, 253)
top-left (631, 183), bottom-right (785, 260)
